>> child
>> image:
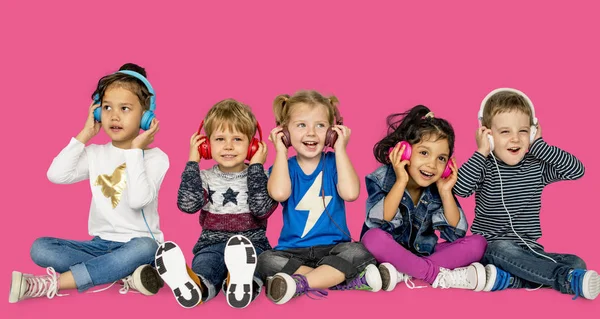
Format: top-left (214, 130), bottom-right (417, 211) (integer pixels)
top-left (9, 63), bottom-right (168, 303)
top-left (361, 105), bottom-right (488, 292)
top-left (454, 88), bottom-right (599, 300)
top-left (156, 99), bottom-right (277, 309)
top-left (257, 90), bottom-right (382, 305)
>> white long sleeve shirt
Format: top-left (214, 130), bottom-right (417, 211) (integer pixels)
top-left (47, 138), bottom-right (169, 242)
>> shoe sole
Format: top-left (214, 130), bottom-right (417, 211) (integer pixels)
top-left (266, 273), bottom-right (296, 305)
top-left (224, 235), bottom-right (257, 309)
top-left (379, 263), bottom-right (398, 292)
top-left (472, 262), bottom-right (486, 292)
top-left (155, 241), bottom-right (202, 308)
top-left (133, 265), bottom-right (164, 296)
top-left (9, 271), bottom-right (23, 303)
top-left (483, 264), bottom-right (497, 292)
top-left (364, 264), bottom-right (382, 292)
top-left (583, 270), bottom-right (600, 300)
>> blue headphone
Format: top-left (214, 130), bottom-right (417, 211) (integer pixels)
top-left (93, 70), bottom-right (156, 130)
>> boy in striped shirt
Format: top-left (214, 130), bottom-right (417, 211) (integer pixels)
top-left (454, 88), bottom-right (599, 300)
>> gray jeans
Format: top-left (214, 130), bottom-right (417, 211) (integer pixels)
top-left (257, 242), bottom-right (376, 282)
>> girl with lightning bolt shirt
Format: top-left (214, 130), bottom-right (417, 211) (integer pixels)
top-left (257, 90), bottom-right (382, 305)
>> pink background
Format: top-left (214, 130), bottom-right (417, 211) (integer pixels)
top-left (2, 0), bottom-right (599, 318)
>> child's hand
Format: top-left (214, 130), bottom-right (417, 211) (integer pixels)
top-left (436, 158), bottom-right (458, 194)
top-left (476, 126), bottom-right (492, 156)
top-left (389, 142), bottom-right (410, 186)
top-left (332, 125), bottom-right (351, 151)
top-left (131, 119), bottom-right (159, 150)
top-left (250, 141), bottom-right (268, 165)
top-left (189, 131), bottom-right (206, 162)
top-left (533, 122), bottom-right (542, 141)
top-left (268, 127), bottom-right (288, 154)
top-left (76, 102), bottom-right (102, 144)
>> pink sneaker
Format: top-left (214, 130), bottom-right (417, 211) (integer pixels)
top-left (9, 267), bottom-right (61, 303)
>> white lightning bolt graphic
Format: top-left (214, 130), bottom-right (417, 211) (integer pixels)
top-left (296, 171), bottom-right (332, 238)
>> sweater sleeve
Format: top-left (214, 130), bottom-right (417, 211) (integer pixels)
top-left (177, 161), bottom-right (207, 214)
top-left (47, 138), bottom-right (90, 184)
top-left (247, 163), bottom-right (278, 220)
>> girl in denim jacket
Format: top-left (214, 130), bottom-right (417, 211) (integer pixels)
top-left (361, 105), bottom-right (488, 292)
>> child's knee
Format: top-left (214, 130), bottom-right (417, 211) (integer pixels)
top-left (256, 250), bottom-right (287, 278)
top-left (361, 228), bottom-right (389, 248)
top-left (128, 237), bottom-right (158, 262)
top-left (30, 237), bottom-right (59, 268)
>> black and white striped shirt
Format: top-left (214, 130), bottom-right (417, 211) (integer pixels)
top-left (453, 138), bottom-right (584, 249)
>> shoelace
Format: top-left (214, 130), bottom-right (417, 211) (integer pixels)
top-left (569, 269), bottom-right (586, 300)
top-left (333, 274), bottom-right (367, 291)
top-left (436, 267), bottom-right (472, 289)
top-left (292, 275), bottom-right (328, 299)
top-left (25, 267), bottom-right (63, 299)
top-left (89, 278), bottom-right (140, 295)
top-left (119, 276), bottom-right (141, 294)
top-left (398, 273), bottom-right (426, 289)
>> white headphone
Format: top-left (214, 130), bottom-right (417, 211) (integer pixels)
top-left (478, 88), bottom-right (538, 151)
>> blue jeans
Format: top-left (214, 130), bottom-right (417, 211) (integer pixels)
top-left (191, 241), bottom-right (264, 302)
top-left (481, 240), bottom-right (587, 294)
top-left (30, 236), bottom-right (158, 292)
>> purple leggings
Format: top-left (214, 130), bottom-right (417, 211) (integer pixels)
top-left (362, 228), bottom-right (487, 284)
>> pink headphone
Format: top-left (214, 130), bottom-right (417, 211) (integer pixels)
top-left (389, 141), bottom-right (452, 179)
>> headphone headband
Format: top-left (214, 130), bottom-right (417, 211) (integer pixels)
top-left (478, 88), bottom-right (537, 127)
top-left (117, 70), bottom-right (156, 112)
top-left (198, 119), bottom-right (263, 142)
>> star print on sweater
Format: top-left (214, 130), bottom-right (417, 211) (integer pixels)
top-left (222, 188), bottom-right (239, 206)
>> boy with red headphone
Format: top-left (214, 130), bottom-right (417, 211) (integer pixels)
top-left (155, 99), bottom-right (277, 309)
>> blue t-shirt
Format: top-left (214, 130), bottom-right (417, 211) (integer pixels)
top-left (271, 152), bottom-right (351, 250)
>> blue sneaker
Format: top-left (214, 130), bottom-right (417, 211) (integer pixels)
top-left (568, 269), bottom-right (600, 300)
top-left (483, 264), bottom-right (511, 292)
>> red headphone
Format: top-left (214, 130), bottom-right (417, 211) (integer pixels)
top-left (281, 107), bottom-right (343, 149)
top-left (197, 120), bottom-right (263, 161)
top-left (389, 141), bottom-right (452, 179)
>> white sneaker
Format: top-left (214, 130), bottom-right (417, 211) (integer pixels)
top-left (568, 269), bottom-right (600, 300)
top-left (9, 267), bottom-right (60, 303)
top-left (432, 262), bottom-right (486, 292)
top-left (378, 263), bottom-right (425, 291)
top-left (120, 264), bottom-right (164, 296)
top-left (223, 235), bottom-right (258, 309)
top-left (155, 241), bottom-right (203, 308)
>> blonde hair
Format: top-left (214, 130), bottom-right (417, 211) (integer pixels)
top-left (482, 91), bottom-right (533, 128)
top-left (273, 90), bottom-right (341, 127)
top-left (204, 99), bottom-right (257, 140)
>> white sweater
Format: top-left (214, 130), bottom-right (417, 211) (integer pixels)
top-left (47, 138), bottom-right (169, 243)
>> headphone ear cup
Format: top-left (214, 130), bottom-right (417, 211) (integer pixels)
top-left (93, 94), bottom-right (102, 122)
top-left (140, 110), bottom-right (155, 130)
top-left (281, 128), bottom-right (292, 148)
top-left (399, 141), bottom-right (412, 161)
top-left (441, 163), bottom-right (452, 179)
top-left (198, 140), bottom-right (211, 160)
top-left (487, 134), bottom-right (495, 152)
top-left (324, 128), bottom-right (338, 148)
top-left (530, 125), bottom-right (537, 143)
top-left (247, 138), bottom-right (259, 161)
top-left (93, 107), bottom-right (102, 122)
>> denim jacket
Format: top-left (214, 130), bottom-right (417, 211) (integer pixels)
top-left (361, 164), bottom-right (468, 256)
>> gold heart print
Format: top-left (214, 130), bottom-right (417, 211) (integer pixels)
top-left (94, 163), bottom-right (127, 209)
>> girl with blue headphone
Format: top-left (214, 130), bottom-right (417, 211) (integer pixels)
top-left (9, 63), bottom-right (169, 303)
